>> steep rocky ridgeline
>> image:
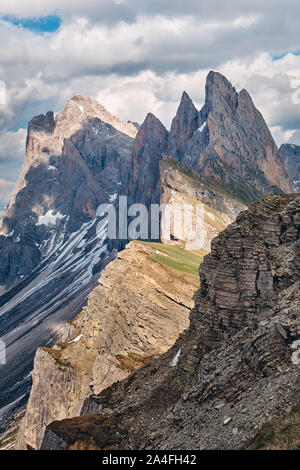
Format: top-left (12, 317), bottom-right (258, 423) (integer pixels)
top-left (160, 156), bottom-right (246, 251)
top-left (168, 72), bottom-right (293, 203)
top-left (17, 241), bottom-right (203, 450)
top-left (41, 194), bottom-right (300, 450)
top-left (16, 154), bottom-right (248, 450)
top-left (279, 143), bottom-right (300, 192)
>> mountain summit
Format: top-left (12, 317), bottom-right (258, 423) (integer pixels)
top-left (168, 91), bottom-right (199, 160)
top-left (168, 71), bottom-right (293, 202)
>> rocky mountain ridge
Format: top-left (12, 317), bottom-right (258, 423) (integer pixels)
top-left (16, 155), bottom-right (248, 450)
top-left (159, 156), bottom-right (246, 251)
top-left (41, 194), bottom-right (300, 450)
top-left (16, 241), bottom-right (202, 450)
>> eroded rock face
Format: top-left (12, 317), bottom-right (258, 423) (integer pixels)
top-left (2, 71), bottom-right (296, 445)
top-left (17, 241), bottom-right (198, 450)
top-left (41, 194), bottom-right (300, 450)
top-left (279, 143), bottom-right (300, 191)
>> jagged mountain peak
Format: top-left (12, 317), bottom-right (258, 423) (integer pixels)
top-left (177, 90), bottom-right (198, 117)
top-left (206, 70), bottom-right (235, 90)
top-left (173, 71), bottom-right (293, 196)
top-left (23, 93), bottom-right (137, 171)
top-left (168, 89), bottom-right (199, 159)
top-left (204, 70), bottom-right (238, 117)
top-left (28, 111), bottom-right (55, 136)
top-left (180, 90), bottom-right (194, 103)
top-left (6, 94), bottom-right (138, 215)
top-left (133, 112), bottom-right (168, 150)
top-left (130, 112), bottom-right (168, 207)
top-left (139, 112), bottom-right (167, 132)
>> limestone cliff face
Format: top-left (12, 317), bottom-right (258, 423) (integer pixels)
top-left (42, 194), bottom-right (300, 450)
top-left (17, 241), bottom-right (200, 450)
top-left (159, 156), bottom-right (246, 251)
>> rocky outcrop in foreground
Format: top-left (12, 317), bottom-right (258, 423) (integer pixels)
top-left (17, 241), bottom-right (202, 449)
top-left (42, 194), bottom-right (300, 450)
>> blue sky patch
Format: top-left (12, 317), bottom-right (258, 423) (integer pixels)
top-left (2, 15), bottom-right (61, 33)
top-left (273, 50), bottom-right (300, 61)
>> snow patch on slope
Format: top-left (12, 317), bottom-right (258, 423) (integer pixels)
top-left (170, 348), bottom-right (181, 367)
top-left (197, 122), bottom-right (207, 133)
top-left (36, 210), bottom-right (65, 227)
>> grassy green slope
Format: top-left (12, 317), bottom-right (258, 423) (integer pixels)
top-left (137, 241), bottom-right (207, 277)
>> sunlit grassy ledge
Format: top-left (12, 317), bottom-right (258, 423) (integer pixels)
top-left (137, 241), bottom-right (207, 277)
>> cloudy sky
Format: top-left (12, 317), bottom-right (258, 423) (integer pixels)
top-left (0, 0), bottom-right (300, 212)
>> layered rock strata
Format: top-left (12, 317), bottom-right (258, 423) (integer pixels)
top-left (42, 194), bottom-right (300, 450)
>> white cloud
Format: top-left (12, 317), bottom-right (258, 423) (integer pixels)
top-left (0, 178), bottom-right (15, 208)
top-left (0, 1), bottom-right (300, 183)
top-left (0, 129), bottom-right (27, 180)
top-left (270, 127), bottom-right (297, 146)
